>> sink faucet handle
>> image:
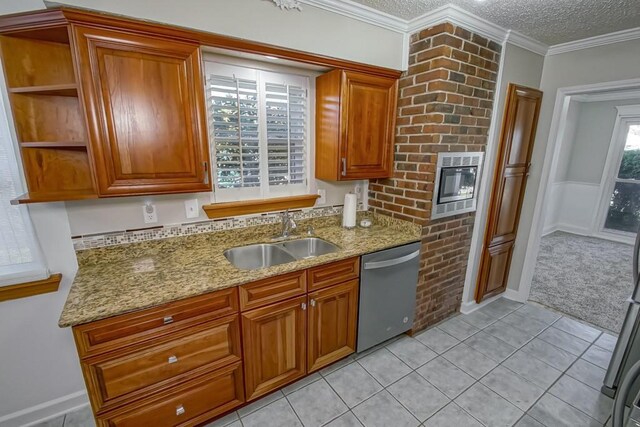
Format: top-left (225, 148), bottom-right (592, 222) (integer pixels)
top-left (307, 225), bottom-right (314, 235)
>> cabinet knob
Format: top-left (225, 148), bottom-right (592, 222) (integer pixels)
top-left (341, 158), bottom-right (347, 177)
top-left (203, 161), bottom-right (209, 184)
top-left (301, 302), bottom-right (307, 310)
top-left (163, 316), bottom-right (174, 325)
top-left (176, 405), bottom-right (185, 416)
top-left (168, 355), bottom-right (178, 364)
top-left (310, 299), bottom-right (316, 307)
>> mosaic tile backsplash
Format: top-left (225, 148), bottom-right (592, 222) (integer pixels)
top-left (72, 204), bottom-right (364, 251)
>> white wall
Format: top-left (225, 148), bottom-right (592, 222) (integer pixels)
top-left (0, 1), bottom-right (403, 425)
top-left (0, 204), bottom-right (88, 427)
top-left (542, 97), bottom-right (640, 236)
top-left (461, 42), bottom-right (544, 308)
top-left (508, 38), bottom-right (640, 294)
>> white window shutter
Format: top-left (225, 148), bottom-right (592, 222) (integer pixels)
top-left (207, 75), bottom-right (260, 189)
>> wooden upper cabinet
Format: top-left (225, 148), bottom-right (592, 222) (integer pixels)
top-left (316, 70), bottom-right (398, 181)
top-left (72, 25), bottom-right (211, 196)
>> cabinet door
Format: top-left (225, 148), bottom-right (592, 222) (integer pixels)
top-left (241, 296), bottom-right (306, 401)
top-left (73, 26), bottom-right (211, 196)
top-left (342, 72), bottom-right (397, 179)
top-left (308, 280), bottom-right (359, 373)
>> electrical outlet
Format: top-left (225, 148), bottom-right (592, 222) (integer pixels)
top-left (142, 204), bottom-right (157, 224)
top-left (185, 199), bottom-right (199, 219)
top-left (354, 183), bottom-right (363, 202)
top-left (317, 189), bottom-right (326, 204)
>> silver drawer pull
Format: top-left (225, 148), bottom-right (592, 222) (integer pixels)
top-left (176, 405), bottom-right (185, 416)
top-left (310, 299), bottom-right (316, 307)
top-left (168, 355), bottom-right (178, 364)
top-left (163, 316), bottom-right (174, 325)
top-left (363, 250), bottom-right (420, 270)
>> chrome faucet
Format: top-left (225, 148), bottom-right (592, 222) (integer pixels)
top-left (278, 210), bottom-right (297, 239)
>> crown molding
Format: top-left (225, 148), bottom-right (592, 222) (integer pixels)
top-left (298, 0), bottom-right (406, 33)
top-left (408, 3), bottom-right (506, 43)
top-left (299, 1), bottom-right (548, 60)
top-left (547, 26), bottom-right (640, 55)
top-left (505, 29), bottom-right (548, 56)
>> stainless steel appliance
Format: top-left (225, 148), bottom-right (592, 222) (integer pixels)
top-left (603, 227), bottom-right (640, 407)
top-left (432, 151), bottom-right (484, 220)
top-left (357, 242), bottom-right (421, 352)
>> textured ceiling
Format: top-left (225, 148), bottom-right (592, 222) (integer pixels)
top-left (349, 0), bottom-right (640, 45)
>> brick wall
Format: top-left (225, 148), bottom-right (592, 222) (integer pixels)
top-left (369, 23), bottom-right (501, 331)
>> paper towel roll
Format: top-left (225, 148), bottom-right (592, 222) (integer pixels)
top-left (342, 193), bottom-right (357, 229)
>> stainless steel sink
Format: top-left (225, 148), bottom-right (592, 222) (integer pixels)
top-left (278, 238), bottom-right (340, 259)
top-left (223, 243), bottom-right (296, 270)
top-left (223, 238), bottom-right (340, 270)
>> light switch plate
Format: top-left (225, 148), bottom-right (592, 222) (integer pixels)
top-left (185, 199), bottom-right (199, 219)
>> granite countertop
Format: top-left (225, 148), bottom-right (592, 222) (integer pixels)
top-left (59, 214), bottom-right (421, 327)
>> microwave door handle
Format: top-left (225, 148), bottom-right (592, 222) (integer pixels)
top-left (363, 250), bottom-right (420, 270)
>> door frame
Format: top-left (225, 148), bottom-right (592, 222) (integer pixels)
top-left (592, 106), bottom-right (640, 242)
top-left (515, 78), bottom-right (640, 303)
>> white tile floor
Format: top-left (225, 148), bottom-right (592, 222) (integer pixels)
top-left (36, 299), bottom-right (619, 427)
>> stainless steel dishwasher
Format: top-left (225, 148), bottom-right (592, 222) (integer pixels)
top-left (357, 242), bottom-right (421, 352)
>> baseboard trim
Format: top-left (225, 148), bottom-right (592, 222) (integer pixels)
top-left (0, 391), bottom-right (89, 427)
top-left (553, 222), bottom-right (591, 236)
top-left (503, 288), bottom-right (528, 303)
top-left (460, 293), bottom-right (504, 314)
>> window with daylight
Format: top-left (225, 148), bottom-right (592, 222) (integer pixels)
top-left (604, 123), bottom-right (640, 234)
top-left (204, 60), bottom-right (309, 201)
top-left (0, 94), bottom-right (47, 286)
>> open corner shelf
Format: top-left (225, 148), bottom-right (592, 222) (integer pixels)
top-left (20, 141), bottom-right (87, 149)
top-left (9, 83), bottom-right (78, 97)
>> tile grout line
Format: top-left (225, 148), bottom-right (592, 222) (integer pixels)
top-left (510, 315), bottom-right (604, 427)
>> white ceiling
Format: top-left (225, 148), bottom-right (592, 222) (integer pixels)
top-left (348, 0), bottom-right (640, 45)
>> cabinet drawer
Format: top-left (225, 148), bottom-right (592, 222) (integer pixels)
top-left (86, 315), bottom-right (241, 411)
top-left (74, 288), bottom-right (238, 358)
top-left (99, 362), bottom-right (244, 427)
top-left (308, 257), bottom-right (360, 291)
top-left (239, 270), bottom-right (306, 311)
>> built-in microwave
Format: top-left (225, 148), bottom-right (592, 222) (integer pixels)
top-left (431, 152), bottom-right (484, 219)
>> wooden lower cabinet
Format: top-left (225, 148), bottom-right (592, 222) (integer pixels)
top-left (97, 362), bottom-right (244, 427)
top-left (308, 279), bottom-right (359, 372)
top-left (75, 259), bottom-right (361, 425)
top-left (241, 295), bottom-right (307, 401)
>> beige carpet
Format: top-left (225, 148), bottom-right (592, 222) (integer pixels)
top-left (529, 231), bottom-right (634, 333)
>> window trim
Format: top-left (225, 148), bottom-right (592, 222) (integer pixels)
top-left (0, 69), bottom-right (48, 287)
top-left (203, 55), bottom-right (315, 204)
top-left (594, 104), bottom-right (640, 242)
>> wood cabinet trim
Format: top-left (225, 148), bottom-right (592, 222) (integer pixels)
top-left (73, 287), bottom-right (238, 359)
top-left (96, 361), bottom-right (245, 427)
top-left (0, 273), bottom-right (61, 302)
top-left (203, 194), bottom-right (320, 219)
top-left (0, 8), bottom-right (401, 79)
top-left (239, 270), bottom-right (306, 312)
top-left (81, 314), bottom-right (241, 414)
top-left (307, 257), bottom-right (360, 291)
top-left (307, 279), bottom-right (359, 373)
top-left (241, 295), bottom-right (307, 401)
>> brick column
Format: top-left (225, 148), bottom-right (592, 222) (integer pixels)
top-left (369, 23), bottom-right (501, 331)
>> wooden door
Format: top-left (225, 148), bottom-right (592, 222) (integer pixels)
top-left (241, 296), bottom-right (306, 401)
top-left (475, 84), bottom-right (542, 302)
top-left (307, 279), bottom-right (359, 373)
top-left (72, 26), bottom-right (211, 196)
top-left (342, 71), bottom-right (397, 179)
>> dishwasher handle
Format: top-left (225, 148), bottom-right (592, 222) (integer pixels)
top-left (363, 249), bottom-right (420, 270)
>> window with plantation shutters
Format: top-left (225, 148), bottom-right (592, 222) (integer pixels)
top-left (204, 61), bottom-right (309, 201)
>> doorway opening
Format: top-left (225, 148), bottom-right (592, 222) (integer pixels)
top-left (522, 83), bottom-right (640, 333)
